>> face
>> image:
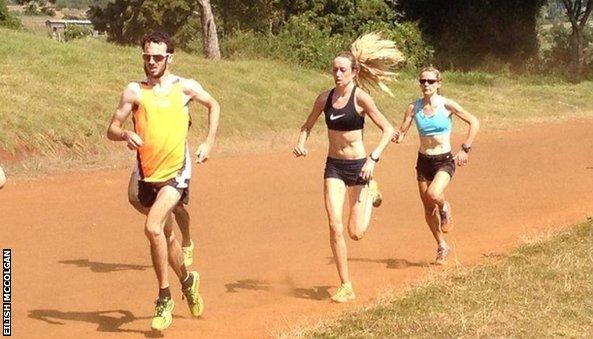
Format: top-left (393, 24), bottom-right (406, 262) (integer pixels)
top-left (142, 41), bottom-right (172, 79)
top-left (418, 71), bottom-right (441, 96)
top-left (332, 57), bottom-right (356, 87)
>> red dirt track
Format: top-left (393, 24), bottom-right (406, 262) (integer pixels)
top-left (2, 119), bottom-right (593, 338)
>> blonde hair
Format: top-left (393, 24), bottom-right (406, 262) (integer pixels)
top-left (419, 66), bottom-right (442, 94)
top-left (419, 66), bottom-right (442, 81)
top-left (345, 32), bottom-right (405, 97)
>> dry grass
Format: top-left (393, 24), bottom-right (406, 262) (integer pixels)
top-left (288, 219), bottom-right (593, 338)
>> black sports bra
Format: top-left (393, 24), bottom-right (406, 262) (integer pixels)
top-left (324, 86), bottom-right (364, 131)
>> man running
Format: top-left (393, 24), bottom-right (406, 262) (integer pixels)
top-left (107, 31), bottom-right (220, 331)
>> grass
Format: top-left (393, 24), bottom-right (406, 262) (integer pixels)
top-left (2, 27), bottom-right (593, 173)
top-left (291, 219), bottom-right (593, 337)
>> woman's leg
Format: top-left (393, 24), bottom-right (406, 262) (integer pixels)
top-left (346, 184), bottom-right (373, 240)
top-left (418, 180), bottom-right (444, 246)
top-left (324, 178), bottom-right (349, 284)
top-left (426, 171), bottom-right (453, 232)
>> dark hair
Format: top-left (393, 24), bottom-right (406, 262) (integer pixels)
top-left (141, 31), bottom-right (175, 53)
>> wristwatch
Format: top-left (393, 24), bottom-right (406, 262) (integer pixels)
top-left (461, 144), bottom-right (471, 153)
top-left (369, 153), bottom-right (380, 162)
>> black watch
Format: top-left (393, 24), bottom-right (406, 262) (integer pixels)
top-left (461, 144), bottom-right (471, 153)
top-left (369, 153), bottom-right (380, 162)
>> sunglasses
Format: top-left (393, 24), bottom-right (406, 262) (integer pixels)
top-left (142, 53), bottom-right (170, 62)
top-left (419, 79), bottom-right (438, 85)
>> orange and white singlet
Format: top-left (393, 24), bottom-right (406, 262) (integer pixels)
top-left (133, 77), bottom-right (192, 184)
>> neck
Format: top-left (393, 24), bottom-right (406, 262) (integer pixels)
top-left (423, 92), bottom-right (438, 103)
top-left (334, 81), bottom-right (355, 96)
top-left (147, 71), bottom-right (171, 86)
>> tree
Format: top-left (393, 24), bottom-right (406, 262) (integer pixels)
top-left (196, 0), bottom-right (220, 60)
top-left (394, 0), bottom-right (546, 71)
top-left (87, 0), bottom-right (198, 47)
top-left (559, 0), bottom-right (593, 81)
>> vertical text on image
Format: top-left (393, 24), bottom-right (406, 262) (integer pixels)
top-left (3, 249), bottom-right (11, 336)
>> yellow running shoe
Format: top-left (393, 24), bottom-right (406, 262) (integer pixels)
top-left (150, 297), bottom-right (174, 331)
top-left (182, 271), bottom-right (204, 317)
top-left (369, 179), bottom-right (382, 208)
top-left (182, 240), bottom-right (194, 267)
top-left (330, 282), bottom-right (355, 303)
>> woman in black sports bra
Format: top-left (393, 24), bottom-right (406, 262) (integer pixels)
top-left (293, 33), bottom-right (403, 303)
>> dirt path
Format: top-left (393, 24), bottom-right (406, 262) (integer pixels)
top-left (2, 119), bottom-right (593, 338)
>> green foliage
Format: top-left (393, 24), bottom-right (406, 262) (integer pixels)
top-left (538, 23), bottom-right (593, 79)
top-left (395, 0), bottom-right (546, 71)
top-left (0, 0), bottom-right (21, 28)
top-left (221, 2), bottom-right (432, 71)
top-left (87, 0), bottom-right (199, 50)
top-left (64, 22), bottom-right (93, 41)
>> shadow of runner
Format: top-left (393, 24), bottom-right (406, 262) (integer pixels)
top-left (60, 259), bottom-right (151, 273)
top-left (225, 279), bottom-right (273, 293)
top-left (326, 257), bottom-right (429, 269)
top-left (28, 309), bottom-right (162, 337)
top-left (291, 286), bottom-right (332, 300)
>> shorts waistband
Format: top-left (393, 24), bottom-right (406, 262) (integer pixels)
top-left (417, 152), bottom-right (453, 160)
top-left (326, 156), bottom-right (367, 164)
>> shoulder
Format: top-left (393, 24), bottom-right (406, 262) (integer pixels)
top-left (354, 87), bottom-right (374, 106)
top-left (316, 89), bottom-right (332, 105)
top-left (123, 82), bottom-right (141, 100)
top-left (178, 76), bottom-right (205, 95)
top-left (441, 96), bottom-right (461, 111)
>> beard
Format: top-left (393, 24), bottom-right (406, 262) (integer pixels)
top-left (144, 64), bottom-right (166, 79)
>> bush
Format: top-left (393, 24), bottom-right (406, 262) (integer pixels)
top-left (538, 23), bottom-right (593, 79)
top-left (0, 0), bottom-right (20, 28)
top-left (64, 23), bottom-right (93, 41)
top-left (221, 16), bottom-right (432, 71)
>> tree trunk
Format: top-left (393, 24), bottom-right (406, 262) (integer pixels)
top-left (197, 0), bottom-right (221, 60)
top-left (569, 27), bottom-right (585, 82)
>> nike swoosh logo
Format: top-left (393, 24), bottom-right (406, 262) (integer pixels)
top-left (329, 113), bottom-right (346, 120)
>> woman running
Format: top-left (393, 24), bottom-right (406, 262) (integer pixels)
top-left (293, 33), bottom-right (403, 303)
top-left (392, 66), bottom-right (479, 265)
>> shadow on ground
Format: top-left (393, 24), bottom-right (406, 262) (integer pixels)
top-left (60, 259), bottom-right (151, 273)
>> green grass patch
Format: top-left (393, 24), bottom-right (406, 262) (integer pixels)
top-left (2, 28), bottom-right (593, 172)
top-left (298, 220), bottom-right (593, 337)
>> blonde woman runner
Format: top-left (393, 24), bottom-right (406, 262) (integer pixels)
top-left (392, 66), bottom-right (479, 265)
top-left (294, 33), bottom-right (403, 303)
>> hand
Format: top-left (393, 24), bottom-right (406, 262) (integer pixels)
top-left (195, 142), bottom-right (212, 164)
top-left (122, 130), bottom-right (144, 150)
top-left (391, 130), bottom-right (405, 143)
top-left (454, 150), bottom-right (469, 166)
top-left (293, 144), bottom-right (308, 157)
top-left (359, 158), bottom-right (376, 181)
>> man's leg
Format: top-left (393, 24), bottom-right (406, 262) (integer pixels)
top-left (173, 204), bottom-right (191, 247)
top-left (173, 204), bottom-right (194, 266)
top-left (145, 186), bottom-right (182, 291)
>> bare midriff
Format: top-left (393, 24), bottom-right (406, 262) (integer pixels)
top-left (327, 129), bottom-right (366, 159)
top-left (419, 133), bottom-right (451, 155)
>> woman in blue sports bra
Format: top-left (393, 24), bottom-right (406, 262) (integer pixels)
top-left (293, 33), bottom-right (402, 303)
top-left (393, 66), bottom-right (479, 265)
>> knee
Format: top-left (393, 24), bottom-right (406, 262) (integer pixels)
top-left (328, 223), bottom-right (344, 240)
top-left (144, 222), bottom-right (163, 239)
top-left (425, 189), bottom-right (440, 204)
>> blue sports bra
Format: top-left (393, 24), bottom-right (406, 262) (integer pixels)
top-left (413, 97), bottom-right (452, 136)
top-left (324, 86), bottom-right (364, 131)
